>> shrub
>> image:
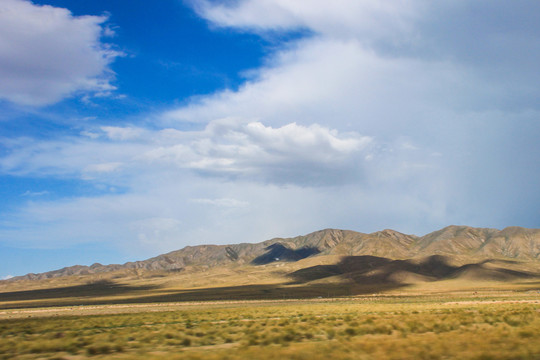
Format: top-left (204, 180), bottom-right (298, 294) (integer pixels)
top-left (86, 343), bottom-right (111, 356)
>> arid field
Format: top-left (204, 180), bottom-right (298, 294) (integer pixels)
top-left (1, 278), bottom-right (539, 359)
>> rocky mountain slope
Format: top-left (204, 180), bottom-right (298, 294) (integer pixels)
top-left (11, 225), bottom-right (540, 281)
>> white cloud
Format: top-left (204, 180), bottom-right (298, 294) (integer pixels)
top-left (163, 37), bottom-right (488, 141)
top-left (0, 116), bottom-right (443, 254)
top-left (83, 162), bottom-right (123, 174)
top-left (1, 119), bottom-right (374, 186)
top-left (131, 217), bottom-right (183, 247)
top-left (144, 119), bottom-right (373, 185)
top-left (1, 0), bottom-right (539, 262)
top-left (158, 0), bottom-right (539, 243)
top-left (194, 0), bottom-right (420, 42)
top-left (181, 0), bottom-right (540, 126)
top-left (101, 126), bottom-right (146, 141)
top-left (0, 172), bottom-right (448, 254)
top-left (22, 190), bottom-right (49, 197)
top-left (2, 275), bottom-right (14, 280)
top-left (0, 0), bottom-right (122, 106)
top-left (0, 136), bottom-right (148, 180)
top-left (191, 198), bottom-right (249, 208)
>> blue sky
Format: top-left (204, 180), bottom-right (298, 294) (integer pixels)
top-left (1, 0), bottom-right (539, 279)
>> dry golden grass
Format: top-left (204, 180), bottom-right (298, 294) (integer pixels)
top-left (0, 294), bottom-right (539, 359)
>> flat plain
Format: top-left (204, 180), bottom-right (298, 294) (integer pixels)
top-left (1, 278), bottom-right (539, 359)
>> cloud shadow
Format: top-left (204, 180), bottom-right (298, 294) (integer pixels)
top-left (251, 243), bottom-right (321, 265)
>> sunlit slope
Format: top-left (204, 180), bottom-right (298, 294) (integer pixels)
top-left (1, 253), bottom-right (538, 309)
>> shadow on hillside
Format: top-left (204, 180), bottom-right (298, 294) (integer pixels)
top-left (0, 280), bottom-right (405, 310)
top-left (0, 280), bottom-right (158, 303)
top-left (117, 282), bottom-right (405, 304)
top-left (288, 255), bottom-right (538, 285)
top-left (251, 244), bottom-right (320, 265)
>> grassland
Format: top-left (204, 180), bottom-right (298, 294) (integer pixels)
top-left (1, 255), bottom-right (539, 359)
top-left (1, 291), bottom-right (539, 359)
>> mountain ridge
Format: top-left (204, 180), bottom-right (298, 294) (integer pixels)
top-left (8, 225), bottom-right (540, 281)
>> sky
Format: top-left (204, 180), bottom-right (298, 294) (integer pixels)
top-left (1, 0), bottom-right (539, 279)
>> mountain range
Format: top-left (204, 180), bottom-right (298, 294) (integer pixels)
top-left (11, 225), bottom-right (540, 281)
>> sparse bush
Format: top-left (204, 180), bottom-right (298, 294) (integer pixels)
top-left (86, 343), bottom-right (111, 355)
top-left (326, 328), bottom-right (336, 339)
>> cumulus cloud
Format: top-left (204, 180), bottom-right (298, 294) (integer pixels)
top-left (144, 119), bottom-right (372, 185)
top-left (1, 119), bottom-right (373, 186)
top-left (0, 0), bottom-right (122, 106)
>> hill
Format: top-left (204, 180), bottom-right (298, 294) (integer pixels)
top-left (1, 225), bottom-right (539, 309)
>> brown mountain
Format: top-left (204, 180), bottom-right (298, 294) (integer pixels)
top-left (9, 225), bottom-right (540, 281)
